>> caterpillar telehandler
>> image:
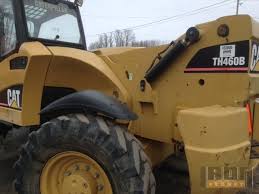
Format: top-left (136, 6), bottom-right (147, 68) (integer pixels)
top-left (1, 0), bottom-right (259, 194)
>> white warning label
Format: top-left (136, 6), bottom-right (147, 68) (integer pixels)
top-left (220, 45), bottom-right (236, 58)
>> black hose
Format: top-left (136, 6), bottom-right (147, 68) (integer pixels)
top-left (144, 27), bottom-right (200, 83)
top-left (145, 40), bottom-right (187, 82)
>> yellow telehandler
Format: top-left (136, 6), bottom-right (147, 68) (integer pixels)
top-left (0, 0), bottom-right (259, 194)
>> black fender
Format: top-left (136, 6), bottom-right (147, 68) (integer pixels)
top-left (40, 90), bottom-right (138, 121)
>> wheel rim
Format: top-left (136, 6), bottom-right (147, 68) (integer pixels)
top-left (40, 151), bottom-right (113, 194)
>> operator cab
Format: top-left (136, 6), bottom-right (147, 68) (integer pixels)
top-left (0, 0), bottom-right (86, 60)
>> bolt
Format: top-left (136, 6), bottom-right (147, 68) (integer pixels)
top-left (64, 171), bottom-right (72, 176)
top-left (94, 173), bottom-right (100, 179)
top-left (97, 184), bottom-right (104, 191)
top-left (75, 164), bottom-right (80, 171)
top-left (85, 165), bottom-right (90, 171)
top-left (82, 183), bottom-right (88, 189)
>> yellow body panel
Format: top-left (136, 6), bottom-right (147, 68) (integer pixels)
top-left (177, 106), bottom-right (250, 194)
top-left (99, 15), bottom-right (255, 143)
top-left (45, 47), bottom-right (129, 103)
top-left (0, 42), bottom-right (52, 125)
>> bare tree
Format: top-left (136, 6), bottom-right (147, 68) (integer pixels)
top-left (114, 30), bottom-right (124, 47)
top-left (108, 33), bottom-right (114, 47)
top-left (132, 40), bottom-right (164, 47)
top-left (123, 29), bottom-right (135, 46)
top-left (98, 35), bottom-right (104, 48)
top-left (102, 33), bottom-right (109, 48)
top-left (89, 32), bottom-right (116, 50)
top-left (88, 41), bottom-right (101, 50)
top-left (88, 29), bottom-right (164, 50)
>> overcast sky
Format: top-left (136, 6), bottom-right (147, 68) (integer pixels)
top-left (80, 0), bottom-right (259, 45)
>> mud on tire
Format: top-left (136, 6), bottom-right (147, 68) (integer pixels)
top-left (14, 114), bottom-right (155, 194)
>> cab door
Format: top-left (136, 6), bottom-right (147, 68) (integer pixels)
top-left (0, 0), bottom-right (25, 122)
top-left (0, 0), bottom-right (26, 110)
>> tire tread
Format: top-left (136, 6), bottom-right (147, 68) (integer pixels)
top-left (14, 114), bottom-right (155, 194)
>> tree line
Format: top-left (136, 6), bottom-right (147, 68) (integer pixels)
top-left (88, 29), bottom-right (164, 50)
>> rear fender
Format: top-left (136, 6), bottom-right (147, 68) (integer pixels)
top-left (40, 90), bottom-right (137, 121)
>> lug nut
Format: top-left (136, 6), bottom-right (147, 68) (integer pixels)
top-left (83, 183), bottom-right (88, 188)
top-left (85, 165), bottom-right (90, 171)
top-left (64, 171), bottom-right (72, 176)
top-left (75, 164), bottom-right (80, 171)
top-left (94, 173), bottom-right (100, 179)
top-left (97, 184), bottom-right (104, 191)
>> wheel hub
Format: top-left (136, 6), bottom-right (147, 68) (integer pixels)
top-left (40, 151), bottom-right (112, 194)
top-left (62, 174), bottom-right (91, 194)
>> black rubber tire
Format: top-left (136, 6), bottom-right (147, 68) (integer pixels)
top-left (0, 158), bottom-right (17, 194)
top-left (154, 154), bottom-right (190, 194)
top-left (14, 114), bottom-right (155, 194)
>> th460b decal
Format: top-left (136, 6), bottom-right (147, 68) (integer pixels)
top-left (185, 40), bottom-right (249, 73)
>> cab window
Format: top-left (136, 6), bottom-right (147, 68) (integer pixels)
top-left (23, 0), bottom-right (82, 44)
top-left (0, 0), bottom-right (17, 57)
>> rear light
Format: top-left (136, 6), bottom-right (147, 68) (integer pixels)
top-left (246, 103), bottom-right (253, 136)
